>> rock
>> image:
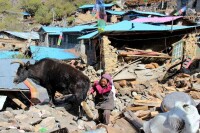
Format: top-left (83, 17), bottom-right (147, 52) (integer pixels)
top-left (28, 117), bottom-right (42, 125)
top-left (25, 106), bottom-right (41, 118)
top-left (0, 122), bottom-right (13, 128)
top-left (114, 82), bottom-right (121, 90)
top-left (3, 111), bottom-right (14, 119)
top-left (167, 79), bottom-right (175, 86)
top-left (131, 92), bottom-right (138, 97)
top-left (119, 80), bottom-right (127, 87)
top-left (192, 83), bottom-right (200, 91)
top-left (15, 114), bottom-right (28, 123)
top-left (77, 119), bottom-right (84, 130)
top-left (39, 117), bottom-right (57, 131)
top-left (40, 110), bottom-right (52, 118)
top-left (111, 110), bottom-right (121, 117)
top-left (190, 91), bottom-right (200, 99)
top-left (96, 69), bottom-right (103, 76)
top-left (12, 110), bottom-right (24, 116)
top-left (20, 123), bottom-right (35, 132)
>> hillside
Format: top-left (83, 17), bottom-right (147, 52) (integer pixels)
top-left (0, 0), bottom-right (115, 31)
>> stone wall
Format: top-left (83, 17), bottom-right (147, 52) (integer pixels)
top-left (101, 36), bottom-right (118, 74)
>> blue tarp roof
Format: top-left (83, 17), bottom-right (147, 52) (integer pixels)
top-left (0, 51), bottom-right (19, 59)
top-left (131, 10), bottom-right (166, 17)
top-left (21, 12), bottom-right (30, 16)
top-left (78, 31), bottom-right (99, 39)
top-left (41, 25), bottom-right (96, 34)
top-left (79, 3), bottom-right (114, 9)
top-left (30, 46), bottom-right (79, 60)
top-left (63, 25), bottom-right (97, 33)
top-left (0, 59), bottom-right (35, 90)
top-left (40, 26), bottom-right (68, 33)
top-left (103, 20), bottom-right (199, 32)
top-left (4, 31), bottom-right (39, 40)
top-left (106, 10), bottom-right (166, 17)
top-left (106, 10), bottom-right (125, 16)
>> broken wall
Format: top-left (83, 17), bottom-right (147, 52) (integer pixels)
top-left (101, 36), bottom-right (118, 74)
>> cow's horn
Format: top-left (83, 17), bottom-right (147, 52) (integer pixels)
top-left (10, 60), bottom-right (25, 66)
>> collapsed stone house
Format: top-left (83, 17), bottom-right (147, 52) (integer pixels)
top-left (78, 20), bottom-right (200, 74)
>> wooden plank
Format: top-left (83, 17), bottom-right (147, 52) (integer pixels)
top-left (7, 93), bottom-right (28, 110)
top-left (126, 106), bottom-right (149, 111)
top-left (150, 111), bottom-right (159, 117)
top-left (126, 54), bottom-right (172, 58)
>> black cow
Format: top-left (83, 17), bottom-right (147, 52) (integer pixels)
top-left (12, 58), bottom-right (90, 116)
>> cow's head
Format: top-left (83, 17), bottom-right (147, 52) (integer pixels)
top-left (11, 61), bottom-right (31, 84)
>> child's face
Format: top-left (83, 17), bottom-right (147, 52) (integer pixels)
top-left (100, 78), bottom-right (108, 87)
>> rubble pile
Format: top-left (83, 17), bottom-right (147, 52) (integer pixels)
top-left (0, 105), bottom-right (82, 133)
top-left (82, 65), bottom-right (99, 82)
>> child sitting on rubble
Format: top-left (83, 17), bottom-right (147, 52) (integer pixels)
top-left (88, 73), bottom-right (115, 125)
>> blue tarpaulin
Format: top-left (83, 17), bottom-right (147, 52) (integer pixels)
top-left (30, 46), bottom-right (79, 60)
top-left (0, 59), bottom-right (35, 90)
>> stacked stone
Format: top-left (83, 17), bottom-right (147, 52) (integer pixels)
top-left (101, 36), bottom-right (118, 74)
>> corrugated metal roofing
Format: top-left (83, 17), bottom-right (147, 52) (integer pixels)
top-left (106, 10), bottom-right (125, 16)
top-left (78, 31), bottom-right (99, 39)
top-left (103, 20), bottom-right (199, 32)
top-left (4, 31), bottom-right (39, 40)
top-left (0, 59), bottom-right (35, 90)
top-left (79, 3), bottom-right (114, 9)
top-left (130, 10), bottom-right (166, 17)
top-left (132, 16), bottom-right (183, 23)
top-left (30, 46), bottom-right (79, 60)
top-left (41, 26), bottom-right (68, 33)
top-left (41, 25), bottom-right (96, 33)
top-left (0, 51), bottom-right (19, 59)
top-left (63, 25), bottom-right (97, 33)
top-left (106, 10), bottom-right (166, 17)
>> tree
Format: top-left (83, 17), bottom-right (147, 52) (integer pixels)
top-left (35, 5), bottom-right (52, 24)
top-left (20, 0), bottom-right (42, 15)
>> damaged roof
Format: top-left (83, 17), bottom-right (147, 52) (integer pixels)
top-left (78, 31), bottom-right (98, 40)
top-left (3, 31), bottom-right (39, 40)
top-left (0, 59), bottom-right (35, 90)
top-left (106, 10), bottom-right (166, 17)
top-left (62, 25), bottom-right (97, 33)
top-left (103, 20), bottom-right (200, 32)
top-left (79, 3), bottom-right (114, 9)
top-left (30, 46), bottom-right (79, 60)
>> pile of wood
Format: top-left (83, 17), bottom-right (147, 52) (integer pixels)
top-left (118, 47), bottom-right (171, 59)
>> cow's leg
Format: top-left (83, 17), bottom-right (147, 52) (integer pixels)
top-left (45, 86), bottom-right (56, 107)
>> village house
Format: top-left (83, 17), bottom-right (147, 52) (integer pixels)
top-left (78, 3), bottom-right (121, 14)
top-left (0, 31), bottom-right (39, 51)
top-left (38, 25), bottom-right (97, 49)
